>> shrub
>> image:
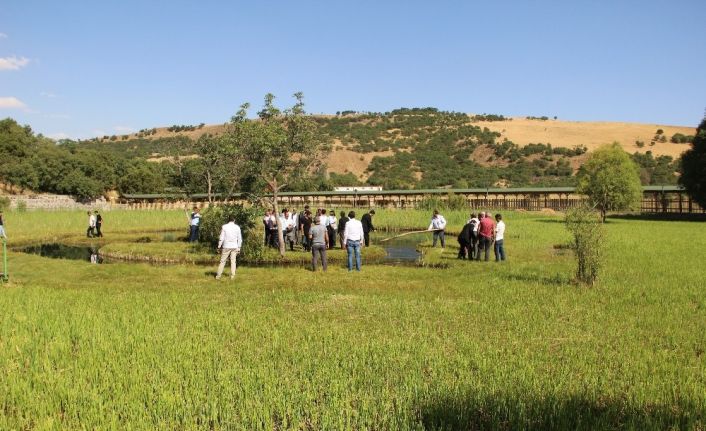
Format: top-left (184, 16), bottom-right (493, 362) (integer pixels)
top-left (199, 204), bottom-right (263, 261)
top-left (565, 205), bottom-right (604, 285)
top-left (0, 196), bottom-right (9, 211)
top-left (15, 200), bottom-right (27, 212)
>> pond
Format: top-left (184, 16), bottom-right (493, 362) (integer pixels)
top-left (18, 232), bottom-right (428, 267)
top-left (374, 232), bottom-right (424, 264)
top-left (20, 243), bottom-right (106, 264)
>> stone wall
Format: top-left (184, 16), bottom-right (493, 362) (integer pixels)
top-left (5, 194), bottom-right (119, 211)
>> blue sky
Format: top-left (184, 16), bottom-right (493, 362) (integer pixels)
top-left (1, 0), bottom-right (705, 139)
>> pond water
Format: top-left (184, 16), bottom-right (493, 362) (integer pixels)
top-left (19, 232), bottom-right (426, 267)
top-left (375, 232), bottom-right (424, 264)
top-left (20, 243), bottom-right (105, 264)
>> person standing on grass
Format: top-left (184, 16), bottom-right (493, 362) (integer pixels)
top-left (343, 210), bottom-right (364, 272)
top-left (467, 212), bottom-right (480, 260)
top-left (338, 210), bottom-right (349, 249)
top-left (215, 215), bottom-right (242, 280)
top-left (280, 208), bottom-right (296, 252)
top-left (428, 209), bottom-right (447, 248)
top-left (326, 210), bottom-right (338, 249)
top-left (86, 211), bottom-right (96, 238)
top-left (494, 213), bottom-right (506, 262)
top-left (361, 209), bottom-right (375, 247)
top-left (189, 207), bottom-right (201, 242)
top-left (477, 211), bottom-right (495, 261)
top-left (268, 210), bottom-right (278, 248)
top-left (0, 211), bottom-right (7, 239)
top-left (263, 209), bottom-right (272, 247)
top-left (300, 209), bottom-right (313, 251)
top-left (291, 208), bottom-right (299, 248)
top-left (309, 215), bottom-right (329, 271)
top-left (94, 210), bottom-right (104, 237)
top-left (457, 220), bottom-right (473, 259)
top-left (298, 205), bottom-right (310, 250)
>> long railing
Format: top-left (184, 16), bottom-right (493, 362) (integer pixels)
top-left (120, 186), bottom-right (704, 214)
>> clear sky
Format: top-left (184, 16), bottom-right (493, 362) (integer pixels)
top-left (1, 0), bottom-right (705, 139)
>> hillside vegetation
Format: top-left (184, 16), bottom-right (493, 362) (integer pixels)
top-left (0, 109), bottom-right (695, 198)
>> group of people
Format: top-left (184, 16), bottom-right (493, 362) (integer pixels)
top-left (262, 206), bottom-right (376, 252)
top-left (215, 208), bottom-right (376, 279)
top-left (456, 211), bottom-right (506, 262)
top-left (86, 210), bottom-right (104, 238)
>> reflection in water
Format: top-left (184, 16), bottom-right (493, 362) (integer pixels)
top-left (20, 243), bottom-right (105, 264)
top-left (372, 232), bottom-right (425, 264)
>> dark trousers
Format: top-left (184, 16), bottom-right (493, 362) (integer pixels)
top-left (363, 230), bottom-right (371, 247)
top-left (189, 225), bottom-right (199, 242)
top-left (457, 240), bottom-right (469, 259)
top-left (269, 229), bottom-right (278, 248)
top-left (264, 226), bottom-right (271, 246)
top-left (432, 230), bottom-right (445, 248)
top-left (311, 244), bottom-right (328, 271)
top-left (95, 223), bottom-right (103, 237)
top-left (327, 226), bottom-right (336, 249)
top-left (477, 236), bottom-right (492, 261)
top-left (86, 226), bottom-right (94, 238)
top-left (469, 233), bottom-right (478, 259)
top-left (494, 239), bottom-right (506, 261)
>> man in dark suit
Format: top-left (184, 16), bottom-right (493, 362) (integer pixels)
top-left (361, 209), bottom-right (375, 247)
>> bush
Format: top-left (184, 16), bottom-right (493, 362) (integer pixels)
top-left (15, 200), bottom-right (27, 212)
top-left (565, 205), bottom-right (605, 285)
top-left (199, 204), bottom-right (263, 261)
top-left (0, 196), bottom-right (9, 211)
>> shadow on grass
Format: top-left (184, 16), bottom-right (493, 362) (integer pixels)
top-left (502, 272), bottom-right (569, 286)
top-left (417, 393), bottom-right (703, 430)
top-left (610, 213), bottom-right (706, 222)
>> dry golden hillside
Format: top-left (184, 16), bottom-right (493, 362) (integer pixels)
top-left (477, 118), bottom-right (695, 159)
top-left (128, 117), bottom-right (695, 180)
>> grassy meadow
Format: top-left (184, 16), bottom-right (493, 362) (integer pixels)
top-left (0, 208), bottom-right (705, 430)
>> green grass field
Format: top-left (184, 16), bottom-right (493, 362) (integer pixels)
top-left (1, 209), bottom-right (705, 430)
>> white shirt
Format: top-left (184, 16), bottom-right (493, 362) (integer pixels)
top-left (190, 212), bottom-right (201, 226)
top-left (279, 213), bottom-right (295, 231)
top-left (218, 222), bottom-right (242, 249)
top-left (343, 218), bottom-right (364, 244)
top-left (89, 214), bottom-right (96, 227)
top-left (327, 215), bottom-right (338, 229)
top-left (495, 220), bottom-right (505, 241)
top-left (428, 215), bottom-right (447, 230)
top-left (468, 217), bottom-right (480, 233)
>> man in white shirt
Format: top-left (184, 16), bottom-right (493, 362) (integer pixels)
top-left (216, 215), bottom-right (243, 280)
top-left (87, 211), bottom-right (96, 238)
top-left (279, 209), bottom-right (296, 252)
top-left (494, 213), bottom-right (506, 262)
top-left (189, 207), bottom-right (201, 243)
top-left (427, 210), bottom-right (447, 248)
top-left (343, 210), bottom-right (364, 271)
top-left (326, 210), bottom-right (338, 249)
top-left (467, 212), bottom-right (480, 260)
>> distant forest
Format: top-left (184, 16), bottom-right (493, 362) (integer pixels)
top-left (0, 109), bottom-right (682, 199)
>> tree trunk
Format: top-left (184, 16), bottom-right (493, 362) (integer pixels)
top-left (269, 179), bottom-right (286, 257)
top-left (206, 171), bottom-right (213, 204)
top-left (601, 208), bottom-right (606, 223)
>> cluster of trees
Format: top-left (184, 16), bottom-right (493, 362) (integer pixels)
top-left (670, 133), bottom-right (694, 144)
top-left (525, 115), bottom-right (557, 120)
top-left (470, 114), bottom-right (508, 122)
top-left (0, 118), bottom-right (167, 199)
top-left (166, 123), bottom-right (205, 132)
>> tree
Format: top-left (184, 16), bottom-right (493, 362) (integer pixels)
top-left (565, 205), bottom-right (605, 285)
top-left (576, 142), bottom-right (642, 222)
top-left (222, 93), bottom-right (330, 256)
top-left (679, 117), bottom-right (706, 208)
